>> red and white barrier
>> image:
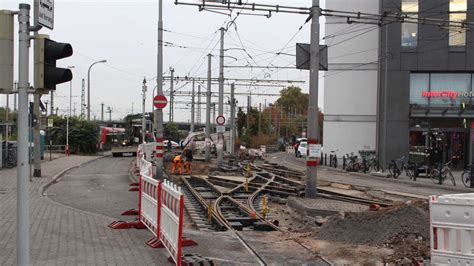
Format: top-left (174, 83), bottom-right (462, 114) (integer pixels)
top-left (286, 146), bottom-right (294, 154)
top-left (430, 194), bottom-right (474, 264)
top-left (110, 149), bottom-right (197, 265)
top-left (157, 179), bottom-right (185, 264)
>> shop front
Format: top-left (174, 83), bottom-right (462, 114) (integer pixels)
top-left (409, 73), bottom-right (474, 168)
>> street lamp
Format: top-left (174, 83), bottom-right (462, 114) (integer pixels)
top-left (66, 66), bottom-right (74, 156)
top-left (87, 59), bottom-right (107, 121)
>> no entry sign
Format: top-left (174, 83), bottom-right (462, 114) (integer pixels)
top-left (216, 115), bottom-right (225, 125)
top-left (153, 95), bottom-right (168, 109)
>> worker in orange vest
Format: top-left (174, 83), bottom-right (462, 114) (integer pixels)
top-left (171, 153), bottom-right (184, 175)
top-left (183, 147), bottom-right (193, 174)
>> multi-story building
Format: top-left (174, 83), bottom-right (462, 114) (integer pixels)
top-left (324, 0), bottom-right (474, 168)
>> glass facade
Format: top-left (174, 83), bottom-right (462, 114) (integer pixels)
top-left (449, 0), bottom-right (467, 46)
top-left (409, 73), bottom-right (473, 107)
top-left (401, 0), bottom-right (418, 47)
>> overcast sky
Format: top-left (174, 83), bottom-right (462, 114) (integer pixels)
top-left (1, 0), bottom-right (325, 122)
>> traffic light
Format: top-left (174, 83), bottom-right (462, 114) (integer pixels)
top-left (34, 34), bottom-right (73, 92)
top-left (0, 10), bottom-right (14, 94)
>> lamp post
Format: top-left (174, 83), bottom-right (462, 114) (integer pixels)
top-left (66, 65), bottom-right (74, 156)
top-left (87, 59), bottom-right (107, 121)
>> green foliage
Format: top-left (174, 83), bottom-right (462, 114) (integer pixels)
top-left (0, 107), bottom-right (17, 123)
top-left (49, 116), bottom-right (99, 154)
top-left (164, 122), bottom-right (181, 141)
top-left (275, 86), bottom-right (309, 115)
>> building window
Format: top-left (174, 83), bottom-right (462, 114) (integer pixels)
top-left (401, 0), bottom-right (418, 47)
top-left (449, 0), bottom-right (467, 46)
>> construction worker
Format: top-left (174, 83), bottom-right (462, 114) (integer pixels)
top-left (183, 147), bottom-right (193, 174)
top-left (171, 153), bottom-right (184, 175)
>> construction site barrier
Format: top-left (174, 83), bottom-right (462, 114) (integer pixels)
top-left (286, 146), bottom-right (294, 154)
top-left (430, 193), bottom-right (474, 264)
top-left (110, 149), bottom-right (197, 265)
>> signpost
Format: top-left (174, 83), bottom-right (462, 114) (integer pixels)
top-left (36, 0), bottom-right (54, 29)
top-left (216, 115), bottom-right (225, 125)
top-left (153, 95), bottom-right (168, 109)
top-left (216, 126), bottom-right (225, 134)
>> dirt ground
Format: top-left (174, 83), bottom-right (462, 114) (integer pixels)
top-left (267, 198), bottom-right (431, 264)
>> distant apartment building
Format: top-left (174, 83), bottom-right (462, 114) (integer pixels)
top-left (324, 0), bottom-right (474, 168)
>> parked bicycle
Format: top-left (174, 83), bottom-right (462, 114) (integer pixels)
top-left (5, 147), bottom-right (17, 168)
top-left (461, 166), bottom-right (473, 188)
top-left (430, 161), bottom-right (456, 186)
top-left (387, 156), bottom-right (413, 179)
top-left (345, 152), bottom-right (362, 172)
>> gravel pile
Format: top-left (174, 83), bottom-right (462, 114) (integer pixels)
top-left (317, 203), bottom-right (430, 246)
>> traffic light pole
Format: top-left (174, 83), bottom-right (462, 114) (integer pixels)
top-left (17, 4), bottom-right (31, 264)
top-left (33, 0), bottom-right (41, 177)
top-left (155, 0), bottom-right (164, 179)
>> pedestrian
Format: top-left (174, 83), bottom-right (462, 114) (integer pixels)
top-left (183, 147), bottom-right (193, 174)
top-left (167, 139), bottom-right (172, 151)
top-left (171, 153), bottom-right (184, 175)
top-left (294, 141), bottom-right (300, 157)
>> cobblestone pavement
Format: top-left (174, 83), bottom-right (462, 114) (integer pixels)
top-left (268, 152), bottom-right (473, 197)
top-left (0, 155), bottom-right (161, 265)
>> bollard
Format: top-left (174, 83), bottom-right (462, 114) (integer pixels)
top-left (342, 155), bottom-right (346, 170)
top-left (324, 153), bottom-right (327, 166)
top-left (471, 164), bottom-right (474, 188)
top-left (207, 200), bottom-right (213, 224)
top-left (438, 164), bottom-right (443, 185)
top-left (261, 195), bottom-right (268, 219)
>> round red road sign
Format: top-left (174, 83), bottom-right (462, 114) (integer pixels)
top-left (153, 95), bottom-right (168, 109)
top-left (216, 115), bottom-right (225, 125)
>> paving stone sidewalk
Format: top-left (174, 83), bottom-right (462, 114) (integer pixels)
top-left (0, 155), bottom-right (158, 265)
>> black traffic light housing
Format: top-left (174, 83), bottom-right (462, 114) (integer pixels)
top-left (35, 35), bottom-right (73, 92)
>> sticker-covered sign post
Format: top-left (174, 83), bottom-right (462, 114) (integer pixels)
top-left (153, 95), bottom-right (167, 174)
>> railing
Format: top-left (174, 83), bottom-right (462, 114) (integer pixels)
top-left (44, 145), bottom-right (66, 153)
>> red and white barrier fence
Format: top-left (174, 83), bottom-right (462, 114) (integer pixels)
top-left (110, 148), bottom-right (197, 265)
top-left (430, 193), bottom-right (474, 264)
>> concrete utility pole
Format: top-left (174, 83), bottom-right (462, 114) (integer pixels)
top-left (190, 79), bottom-right (195, 132)
top-left (142, 78), bottom-right (147, 143)
top-left (169, 67), bottom-right (174, 123)
top-left (230, 83), bottom-right (236, 154)
top-left (154, 0), bottom-right (165, 179)
top-left (258, 103), bottom-right (262, 136)
top-left (197, 85), bottom-right (201, 125)
top-left (306, 0), bottom-right (320, 198)
top-left (205, 54), bottom-right (212, 162)
top-left (17, 4), bottom-right (31, 263)
top-left (247, 95), bottom-right (251, 130)
top-left (101, 103), bottom-right (104, 122)
top-left (217, 27), bottom-right (225, 165)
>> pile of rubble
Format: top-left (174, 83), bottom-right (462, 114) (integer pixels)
top-left (317, 200), bottom-right (430, 262)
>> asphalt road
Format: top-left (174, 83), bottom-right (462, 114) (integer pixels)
top-left (48, 157), bottom-right (137, 219)
top-left (268, 152), bottom-right (473, 197)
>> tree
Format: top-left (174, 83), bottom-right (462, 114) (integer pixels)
top-left (275, 86), bottom-right (309, 115)
top-left (164, 122), bottom-right (181, 141)
top-left (49, 116), bottom-right (99, 154)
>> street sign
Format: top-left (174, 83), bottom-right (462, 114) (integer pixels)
top-left (216, 125), bottom-right (225, 133)
top-left (216, 115), bottom-right (225, 125)
top-left (47, 118), bottom-right (53, 127)
top-left (153, 95), bottom-right (168, 109)
top-left (36, 0), bottom-right (54, 30)
top-left (308, 144), bottom-right (322, 158)
top-left (296, 43), bottom-right (328, 71)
